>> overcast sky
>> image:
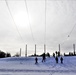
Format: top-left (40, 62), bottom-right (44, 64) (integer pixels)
top-left (0, 0), bottom-right (76, 56)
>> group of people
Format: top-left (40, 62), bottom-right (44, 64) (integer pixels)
top-left (55, 56), bottom-right (63, 64)
top-left (35, 53), bottom-right (63, 64)
top-left (35, 53), bottom-right (46, 64)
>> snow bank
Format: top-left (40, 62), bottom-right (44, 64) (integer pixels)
top-left (0, 56), bottom-right (76, 75)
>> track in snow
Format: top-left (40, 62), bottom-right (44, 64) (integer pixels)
top-left (0, 69), bottom-right (76, 73)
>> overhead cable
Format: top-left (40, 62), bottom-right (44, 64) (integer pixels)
top-left (24, 0), bottom-right (35, 43)
top-left (44, 0), bottom-right (46, 44)
top-left (5, 0), bottom-right (25, 45)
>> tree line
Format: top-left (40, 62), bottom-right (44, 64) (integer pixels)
top-left (0, 50), bottom-right (11, 58)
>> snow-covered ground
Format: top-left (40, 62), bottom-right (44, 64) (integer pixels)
top-left (0, 56), bottom-right (76, 75)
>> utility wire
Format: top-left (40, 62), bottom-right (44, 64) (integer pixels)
top-left (68, 24), bottom-right (76, 37)
top-left (5, 0), bottom-right (25, 45)
top-left (44, 0), bottom-right (46, 44)
top-left (60, 36), bottom-right (69, 45)
top-left (24, 0), bottom-right (35, 43)
top-left (56, 1), bottom-right (76, 45)
top-left (61, 23), bottom-right (76, 45)
top-left (44, 0), bottom-right (47, 53)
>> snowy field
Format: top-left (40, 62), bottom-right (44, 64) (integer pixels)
top-left (0, 56), bottom-right (76, 75)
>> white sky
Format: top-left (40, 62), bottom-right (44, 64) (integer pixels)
top-left (0, 0), bottom-right (76, 56)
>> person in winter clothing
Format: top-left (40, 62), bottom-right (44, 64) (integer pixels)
top-left (55, 56), bottom-right (58, 63)
top-left (60, 57), bottom-right (63, 64)
top-left (42, 53), bottom-right (46, 62)
top-left (35, 57), bottom-right (38, 64)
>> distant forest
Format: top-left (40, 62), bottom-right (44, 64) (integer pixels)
top-left (0, 50), bottom-right (76, 58)
top-left (0, 50), bottom-right (11, 58)
top-left (0, 50), bottom-right (51, 58)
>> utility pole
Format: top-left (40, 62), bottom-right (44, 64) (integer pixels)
top-left (73, 44), bottom-right (75, 55)
top-left (59, 44), bottom-right (60, 53)
top-left (20, 48), bottom-right (21, 57)
top-left (25, 44), bottom-right (27, 57)
top-left (35, 44), bottom-right (36, 56)
top-left (44, 44), bottom-right (46, 54)
top-left (58, 44), bottom-right (60, 56)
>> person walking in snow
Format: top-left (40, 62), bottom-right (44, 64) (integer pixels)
top-left (60, 56), bottom-right (63, 64)
top-left (35, 57), bottom-right (38, 64)
top-left (55, 56), bottom-right (58, 63)
top-left (42, 53), bottom-right (46, 62)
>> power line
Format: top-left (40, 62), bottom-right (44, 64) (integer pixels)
top-left (5, 0), bottom-right (25, 45)
top-left (44, 0), bottom-right (46, 44)
top-left (61, 36), bottom-right (69, 45)
top-left (24, 0), bottom-right (35, 43)
top-left (68, 24), bottom-right (76, 37)
top-left (44, 0), bottom-right (47, 53)
top-left (55, 1), bottom-right (76, 45)
top-left (61, 23), bottom-right (76, 45)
